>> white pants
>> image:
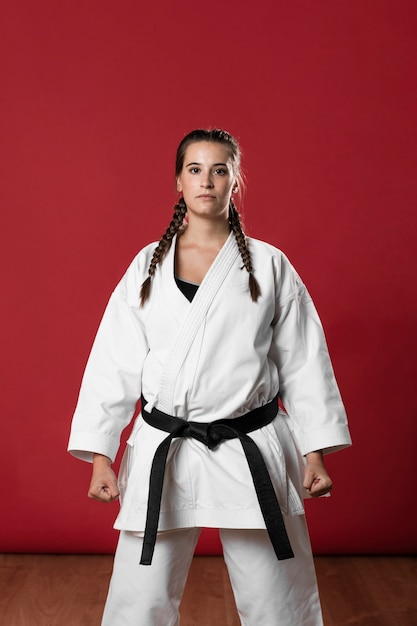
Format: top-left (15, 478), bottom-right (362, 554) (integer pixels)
top-left (101, 516), bottom-right (323, 626)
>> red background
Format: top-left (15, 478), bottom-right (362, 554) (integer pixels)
top-left (1, 1), bottom-right (416, 556)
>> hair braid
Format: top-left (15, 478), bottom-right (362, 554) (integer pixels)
top-left (229, 199), bottom-right (261, 302)
top-left (140, 198), bottom-right (187, 305)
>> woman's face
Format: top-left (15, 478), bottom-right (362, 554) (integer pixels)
top-left (176, 141), bottom-right (237, 223)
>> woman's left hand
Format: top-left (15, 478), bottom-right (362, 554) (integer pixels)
top-left (303, 450), bottom-right (333, 497)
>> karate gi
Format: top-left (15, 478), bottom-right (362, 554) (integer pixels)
top-left (68, 232), bottom-right (351, 625)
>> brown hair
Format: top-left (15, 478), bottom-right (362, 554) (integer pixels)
top-left (140, 129), bottom-right (260, 305)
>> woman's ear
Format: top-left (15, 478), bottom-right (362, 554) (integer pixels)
top-left (176, 178), bottom-right (182, 193)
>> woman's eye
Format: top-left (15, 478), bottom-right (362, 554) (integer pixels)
top-left (214, 168), bottom-right (227, 175)
top-left (189, 167), bottom-right (200, 174)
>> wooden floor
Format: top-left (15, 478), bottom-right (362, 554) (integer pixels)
top-left (0, 554), bottom-right (416, 625)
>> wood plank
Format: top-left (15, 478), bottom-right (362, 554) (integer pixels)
top-left (315, 556), bottom-right (417, 626)
top-left (0, 554), bottom-right (416, 625)
top-left (0, 554), bottom-right (111, 626)
top-left (181, 557), bottom-right (239, 626)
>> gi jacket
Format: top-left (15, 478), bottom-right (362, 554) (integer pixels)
top-left (68, 233), bottom-right (351, 533)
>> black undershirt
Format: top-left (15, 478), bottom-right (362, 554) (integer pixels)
top-left (175, 276), bottom-right (199, 302)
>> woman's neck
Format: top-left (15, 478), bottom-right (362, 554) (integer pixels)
top-left (180, 216), bottom-right (230, 250)
top-left (175, 217), bottom-right (231, 284)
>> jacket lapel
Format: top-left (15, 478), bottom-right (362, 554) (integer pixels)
top-left (156, 232), bottom-right (239, 414)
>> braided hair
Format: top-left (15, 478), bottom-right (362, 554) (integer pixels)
top-left (140, 198), bottom-right (187, 305)
top-left (228, 198), bottom-right (261, 302)
top-left (140, 129), bottom-right (261, 305)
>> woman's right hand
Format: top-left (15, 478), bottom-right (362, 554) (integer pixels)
top-left (88, 453), bottom-right (120, 502)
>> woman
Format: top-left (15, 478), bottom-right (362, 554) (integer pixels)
top-left (68, 129), bottom-right (351, 625)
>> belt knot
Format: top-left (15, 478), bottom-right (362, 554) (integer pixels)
top-left (183, 422), bottom-right (223, 450)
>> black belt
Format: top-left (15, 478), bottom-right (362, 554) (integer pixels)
top-left (139, 395), bottom-right (294, 565)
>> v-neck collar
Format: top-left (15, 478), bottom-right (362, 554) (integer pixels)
top-left (168, 231), bottom-right (235, 305)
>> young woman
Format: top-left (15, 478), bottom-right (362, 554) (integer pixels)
top-left (68, 129), bottom-right (351, 625)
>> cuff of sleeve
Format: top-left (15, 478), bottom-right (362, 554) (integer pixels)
top-left (298, 424), bottom-right (352, 457)
top-left (67, 431), bottom-right (120, 464)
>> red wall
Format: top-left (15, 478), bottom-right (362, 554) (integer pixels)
top-left (1, 0), bottom-right (416, 555)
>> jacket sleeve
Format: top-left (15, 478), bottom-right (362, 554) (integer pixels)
top-left (67, 255), bottom-right (150, 463)
top-left (269, 254), bottom-right (351, 456)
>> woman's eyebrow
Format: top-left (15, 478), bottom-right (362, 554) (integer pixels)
top-left (185, 161), bottom-right (228, 167)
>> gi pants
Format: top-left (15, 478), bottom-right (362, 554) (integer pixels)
top-left (101, 514), bottom-right (323, 626)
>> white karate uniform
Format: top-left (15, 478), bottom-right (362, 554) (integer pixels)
top-left (68, 232), bottom-right (351, 625)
